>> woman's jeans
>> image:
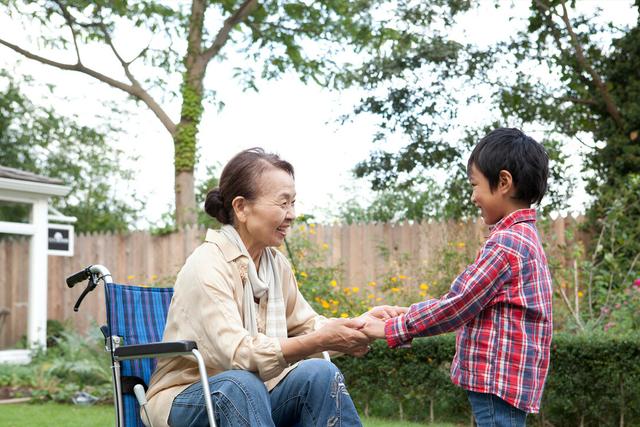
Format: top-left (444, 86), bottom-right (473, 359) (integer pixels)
top-left (467, 391), bottom-right (527, 427)
top-left (168, 359), bottom-right (363, 427)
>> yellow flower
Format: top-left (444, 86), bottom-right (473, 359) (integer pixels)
top-left (340, 313), bottom-right (349, 318)
top-left (127, 275), bottom-right (135, 280)
top-left (390, 277), bottom-right (398, 283)
top-left (330, 280), bottom-right (337, 287)
top-left (399, 275), bottom-right (407, 280)
top-left (390, 287), bottom-right (400, 292)
top-left (351, 287), bottom-right (360, 293)
top-left (343, 288), bottom-right (351, 294)
top-left (298, 225), bottom-right (306, 232)
top-left (367, 294), bottom-right (375, 299)
top-left (419, 283), bottom-right (429, 291)
top-left (300, 271), bottom-right (308, 279)
top-left (321, 300), bottom-right (330, 309)
top-left (150, 274), bottom-right (158, 280)
top-left (368, 281), bottom-right (377, 287)
top-left (332, 309), bottom-right (338, 314)
top-left (331, 300), bottom-right (339, 306)
top-left (322, 243), bottom-right (329, 250)
top-left (376, 297), bottom-right (383, 302)
top-left (310, 223), bottom-right (316, 228)
top-left (578, 291), bottom-right (584, 298)
top-left (419, 291), bottom-right (427, 297)
top-left (457, 242), bottom-right (466, 248)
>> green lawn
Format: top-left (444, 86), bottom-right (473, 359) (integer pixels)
top-left (0, 403), bottom-right (459, 426)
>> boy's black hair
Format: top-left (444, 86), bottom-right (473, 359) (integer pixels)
top-left (467, 128), bottom-right (549, 206)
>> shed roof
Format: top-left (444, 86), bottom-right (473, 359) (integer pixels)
top-left (0, 166), bottom-right (64, 185)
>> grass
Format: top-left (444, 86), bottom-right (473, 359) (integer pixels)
top-left (0, 403), bottom-right (460, 426)
top-left (0, 402), bottom-right (113, 427)
top-left (362, 417), bottom-right (459, 427)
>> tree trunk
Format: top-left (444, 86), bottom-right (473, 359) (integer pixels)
top-left (172, 0), bottom-right (206, 227)
top-left (175, 170), bottom-right (196, 227)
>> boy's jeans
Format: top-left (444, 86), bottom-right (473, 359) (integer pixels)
top-left (168, 359), bottom-right (363, 427)
top-left (467, 391), bottom-right (527, 427)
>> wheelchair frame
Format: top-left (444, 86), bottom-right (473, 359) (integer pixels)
top-left (66, 264), bottom-right (216, 427)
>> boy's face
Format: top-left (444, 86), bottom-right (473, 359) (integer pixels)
top-left (468, 164), bottom-right (508, 226)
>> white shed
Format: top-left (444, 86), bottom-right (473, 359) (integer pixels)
top-left (0, 166), bottom-right (71, 363)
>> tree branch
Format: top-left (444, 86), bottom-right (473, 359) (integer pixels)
top-left (98, 22), bottom-right (144, 88)
top-left (201, 0), bottom-right (258, 64)
top-left (53, 0), bottom-right (82, 64)
top-left (558, 96), bottom-right (597, 106)
top-left (532, 0), bottom-right (624, 129)
top-left (558, 1), bottom-right (624, 129)
top-left (0, 37), bottom-right (177, 135)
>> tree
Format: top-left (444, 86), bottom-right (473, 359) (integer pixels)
top-left (0, 0), bottom-right (457, 227)
top-left (0, 71), bottom-right (139, 232)
top-left (338, 0), bottom-right (639, 330)
top-left (340, 1), bottom-right (639, 221)
top-left (497, 0), bottom-right (640, 310)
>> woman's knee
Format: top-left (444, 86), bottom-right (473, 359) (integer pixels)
top-left (210, 369), bottom-right (268, 397)
top-left (297, 359), bottom-right (345, 390)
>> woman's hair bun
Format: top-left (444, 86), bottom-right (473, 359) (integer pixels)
top-left (204, 188), bottom-right (230, 224)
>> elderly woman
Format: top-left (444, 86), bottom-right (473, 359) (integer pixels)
top-left (145, 148), bottom-right (393, 427)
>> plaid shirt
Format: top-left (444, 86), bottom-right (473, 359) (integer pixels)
top-left (385, 209), bottom-right (553, 413)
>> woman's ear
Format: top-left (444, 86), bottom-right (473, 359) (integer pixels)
top-left (498, 170), bottom-right (514, 195)
top-left (231, 196), bottom-right (248, 223)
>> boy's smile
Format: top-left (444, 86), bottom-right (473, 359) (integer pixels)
top-left (468, 164), bottom-right (527, 226)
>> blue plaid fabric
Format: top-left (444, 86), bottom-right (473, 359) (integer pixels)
top-left (106, 283), bottom-right (174, 427)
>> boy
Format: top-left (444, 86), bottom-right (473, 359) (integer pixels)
top-left (363, 128), bottom-right (553, 426)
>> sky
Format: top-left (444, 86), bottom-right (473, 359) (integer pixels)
top-left (0, 1), bottom-right (637, 226)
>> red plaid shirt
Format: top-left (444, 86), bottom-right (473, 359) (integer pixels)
top-left (385, 209), bottom-right (553, 413)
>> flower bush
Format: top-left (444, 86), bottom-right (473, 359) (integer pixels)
top-left (285, 221), bottom-right (478, 318)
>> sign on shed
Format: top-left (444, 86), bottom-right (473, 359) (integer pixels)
top-left (48, 224), bottom-right (74, 256)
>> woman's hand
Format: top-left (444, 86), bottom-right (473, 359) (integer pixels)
top-left (315, 317), bottom-right (372, 356)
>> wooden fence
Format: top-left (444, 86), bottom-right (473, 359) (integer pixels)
top-left (0, 216), bottom-right (585, 349)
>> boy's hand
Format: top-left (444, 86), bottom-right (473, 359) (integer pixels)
top-left (360, 316), bottom-right (387, 340)
top-left (360, 305), bottom-right (408, 321)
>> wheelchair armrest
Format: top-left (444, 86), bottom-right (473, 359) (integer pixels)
top-left (113, 340), bottom-right (197, 360)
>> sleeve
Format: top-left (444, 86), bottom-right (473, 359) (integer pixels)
top-left (179, 249), bottom-right (288, 382)
top-left (385, 240), bottom-right (512, 348)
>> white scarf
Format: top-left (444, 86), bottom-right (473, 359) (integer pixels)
top-left (220, 225), bottom-right (288, 338)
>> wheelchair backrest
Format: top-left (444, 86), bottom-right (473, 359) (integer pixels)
top-left (105, 283), bottom-right (174, 427)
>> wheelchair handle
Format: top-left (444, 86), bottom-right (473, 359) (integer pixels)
top-left (66, 266), bottom-right (93, 288)
top-left (67, 265), bottom-right (113, 312)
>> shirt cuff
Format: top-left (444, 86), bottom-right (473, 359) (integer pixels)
top-left (385, 314), bottom-right (412, 349)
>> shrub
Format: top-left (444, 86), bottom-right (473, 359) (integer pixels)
top-left (0, 324), bottom-right (112, 403)
top-left (334, 333), bottom-right (640, 426)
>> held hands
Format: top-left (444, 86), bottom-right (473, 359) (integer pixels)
top-left (358, 305), bottom-right (408, 341)
top-left (317, 305), bottom-right (408, 357)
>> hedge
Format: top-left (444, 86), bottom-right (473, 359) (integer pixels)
top-left (333, 333), bottom-right (640, 426)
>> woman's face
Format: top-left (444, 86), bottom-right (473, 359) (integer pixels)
top-left (240, 167), bottom-right (296, 250)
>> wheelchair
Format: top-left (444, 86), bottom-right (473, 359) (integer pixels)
top-left (66, 264), bottom-right (216, 427)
